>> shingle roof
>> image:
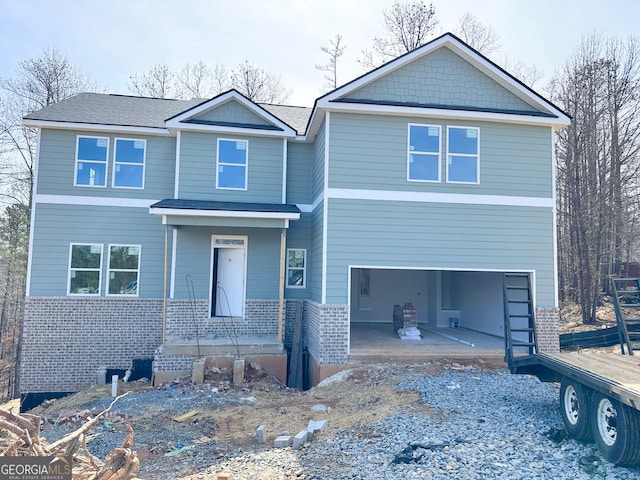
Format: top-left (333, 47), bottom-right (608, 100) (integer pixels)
top-left (24, 92), bottom-right (313, 135)
top-left (150, 198), bottom-right (300, 214)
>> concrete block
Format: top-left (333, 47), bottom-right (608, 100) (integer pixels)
top-left (274, 435), bottom-right (293, 448)
top-left (192, 359), bottom-right (205, 384)
top-left (293, 430), bottom-right (308, 450)
top-left (233, 358), bottom-right (245, 385)
top-left (216, 473), bottom-right (232, 480)
top-left (306, 425), bottom-right (314, 442)
top-left (256, 425), bottom-right (266, 444)
top-left (308, 419), bottom-right (327, 434)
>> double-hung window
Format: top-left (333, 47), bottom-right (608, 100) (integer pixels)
top-left (217, 139), bottom-right (248, 190)
top-left (408, 124), bottom-right (441, 182)
top-left (447, 126), bottom-right (479, 183)
top-left (113, 138), bottom-right (146, 188)
top-left (286, 249), bottom-right (306, 288)
top-left (107, 245), bottom-right (141, 296)
top-left (68, 244), bottom-right (103, 295)
top-left (75, 136), bottom-right (108, 187)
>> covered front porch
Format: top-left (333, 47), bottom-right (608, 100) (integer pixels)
top-left (149, 199), bottom-right (301, 383)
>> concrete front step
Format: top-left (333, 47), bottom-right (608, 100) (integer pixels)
top-left (162, 336), bottom-right (284, 356)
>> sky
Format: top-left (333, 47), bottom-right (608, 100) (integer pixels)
top-left (0, 0), bottom-right (636, 107)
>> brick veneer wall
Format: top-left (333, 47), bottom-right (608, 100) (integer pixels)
top-left (305, 301), bottom-right (349, 365)
top-left (535, 307), bottom-right (560, 353)
top-left (20, 297), bottom-right (163, 393)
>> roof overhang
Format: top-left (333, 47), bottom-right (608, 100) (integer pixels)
top-left (149, 199), bottom-right (300, 228)
top-left (21, 119), bottom-right (172, 136)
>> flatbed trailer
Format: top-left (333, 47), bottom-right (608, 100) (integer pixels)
top-left (510, 351), bottom-right (640, 466)
top-left (504, 274), bottom-right (640, 466)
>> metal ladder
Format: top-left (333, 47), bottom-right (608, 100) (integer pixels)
top-left (611, 277), bottom-right (640, 355)
top-left (503, 273), bottom-right (537, 365)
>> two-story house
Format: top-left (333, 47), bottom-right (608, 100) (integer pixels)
top-left (20, 33), bottom-right (569, 404)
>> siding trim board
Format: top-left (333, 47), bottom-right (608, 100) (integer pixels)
top-left (174, 131), bottom-right (181, 198)
top-left (170, 228), bottom-right (177, 299)
top-left (321, 113), bottom-right (330, 303)
top-left (34, 194), bottom-right (157, 209)
top-left (327, 188), bottom-right (553, 208)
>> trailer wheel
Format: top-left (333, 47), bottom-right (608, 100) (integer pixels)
top-left (590, 392), bottom-right (640, 466)
top-left (560, 379), bottom-right (592, 441)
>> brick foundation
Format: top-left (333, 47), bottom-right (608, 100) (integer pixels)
top-left (535, 307), bottom-right (560, 353)
top-left (20, 297), bottom-right (163, 393)
top-left (305, 301), bottom-right (349, 365)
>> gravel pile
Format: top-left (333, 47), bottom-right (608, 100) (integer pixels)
top-left (296, 370), bottom-right (640, 480)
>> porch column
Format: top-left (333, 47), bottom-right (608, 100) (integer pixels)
top-left (162, 222), bottom-right (168, 343)
top-left (278, 228), bottom-right (286, 343)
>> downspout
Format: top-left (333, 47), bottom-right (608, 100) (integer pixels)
top-left (277, 228), bottom-right (286, 344)
top-left (163, 221), bottom-right (168, 344)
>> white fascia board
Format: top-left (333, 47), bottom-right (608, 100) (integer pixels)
top-left (164, 120), bottom-right (296, 138)
top-left (296, 193), bottom-right (323, 213)
top-left (327, 188), bottom-right (554, 208)
top-left (35, 194), bottom-right (157, 208)
top-left (149, 207), bottom-right (300, 220)
top-left (166, 91), bottom-right (297, 136)
top-left (22, 119), bottom-right (171, 136)
top-left (317, 101), bottom-right (569, 128)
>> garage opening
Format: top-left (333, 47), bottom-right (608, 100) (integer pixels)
top-left (349, 268), bottom-right (519, 357)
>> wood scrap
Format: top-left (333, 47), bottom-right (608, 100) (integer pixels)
top-left (0, 392), bottom-right (140, 480)
top-left (171, 409), bottom-right (201, 423)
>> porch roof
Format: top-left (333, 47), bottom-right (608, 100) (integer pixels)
top-left (149, 198), bottom-right (300, 228)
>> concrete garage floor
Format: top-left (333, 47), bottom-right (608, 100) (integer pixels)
top-left (349, 323), bottom-right (506, 362)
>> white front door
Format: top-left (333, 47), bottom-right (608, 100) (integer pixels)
top-left (214, 246), bottom-right (246, 317)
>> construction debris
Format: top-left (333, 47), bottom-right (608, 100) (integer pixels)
top-left (0, 393), bottom-right (140, 480)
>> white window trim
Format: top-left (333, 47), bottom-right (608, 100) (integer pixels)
top-left (209, 235), bottom-right (248, 318)
top-left (112, 137), bottom-right (146, 190)
top-left (446, 126), bottom-right (480, 185)
top-left (74, 135), bottom-right (109, 188)
top-left (407, 123), bottom-right (441, 183)
top-left (106, 244), bottom-right (141, 297)
top-left (286, 248), bottom-right (307, 289)
top-left (67, 243), bottom-right (103, 296)
top-left (216, 138), bottom-right (248, 191)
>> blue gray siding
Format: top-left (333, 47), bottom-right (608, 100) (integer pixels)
top-left (325, 198), bottom-right (555, 307)
top-left (285, 213), bottom-right (311, 300)
top-left (172, 226), bottom-right (280, 299)
top-left (37, 129), bottom-right (175, 198)
top-left (328, 113), bottom-right (553, 198)
top-left (192, 99), bottom-right (271, 126)
top-left (309, 201), bottom-right (324, 303)
top-left (312, 122), bottom-right (325, 201)
top-left (344, 46), bottom-right (538, 113)
top-left (178, 131), bottom-right (283, 202)
top-left (286, 142), bottom-right (313, 205)
top-left (29, 204), bottom-right (168, 297)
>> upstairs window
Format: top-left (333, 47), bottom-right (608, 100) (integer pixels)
top-left (286, 249), bottom-right (306, 288)
top-left (68, 244), bottom-right (102, 295)
top-left (113, 138), bottom-right (145, 188)
top-left (408, 124), bottom-right (441, 182)
top-left (217, 139), bottom-right (248, 190)
top-left (107, 245), bottom-right (140, 296)
top-left (447, 127), bottom-right (479, 183)
top-left (75, 136), bottom-right (108, 187)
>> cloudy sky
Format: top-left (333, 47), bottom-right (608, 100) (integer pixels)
top-left (0, 0), bottom-right (635, 106)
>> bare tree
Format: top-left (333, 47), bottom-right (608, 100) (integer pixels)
top-left (128, 63), bottom-right (175, 98)
top-left (175, 61), bottom-right (230, 99)
top-left (551, 33), bottom-right (640, 324)
top-left (360, 0), bottom-right (438, 69)
top-left (316, 35), bottom-right (347, 92)
top-left (500, 58), bottom-right (544, 88)
top-left (453, 12), bottom-right (500, 57)
top-left (0, 47), bottom-right (94, 399)
top-left (230, 60), bottom-right (292, 104)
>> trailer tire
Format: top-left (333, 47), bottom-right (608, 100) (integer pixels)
top-left (560, 379), bottom-right (592, 441)
top-left (590, 392), bottom-right (640, 466)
